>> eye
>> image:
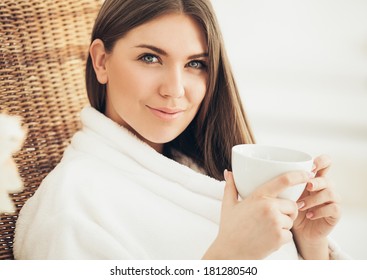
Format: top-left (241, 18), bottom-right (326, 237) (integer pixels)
top-left (140, 54), bottom-right (160, 64)
top-left (187, 60), bottom-right (207, 70)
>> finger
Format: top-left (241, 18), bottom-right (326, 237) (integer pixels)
top-left (305, 203), bottom-right (341, 224)
top-left (306, 176), bottom-right (332, 192)
top-left (278, 214), bottom-right (294, 230)
top-left (279, 229), bottom-right (294, 245)
top-left (277, 199), bottom-right (299, 221)
top-left (313, 154), bottom-right (332, 176)
top-left (298, 188), bottom-right (341, 211)
top-left (255, 170), bottom-right (311, 198)
top-left (222, 170), bottom-right (238, 209)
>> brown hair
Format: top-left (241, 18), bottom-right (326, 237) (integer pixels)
top-left (86, 0), bottom-right (255, 180)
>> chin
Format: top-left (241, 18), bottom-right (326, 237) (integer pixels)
top-left (145, 130), bottom-right (182, 144)
top-left (147, 135), bottom-right (177, 145)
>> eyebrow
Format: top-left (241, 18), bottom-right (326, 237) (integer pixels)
top-left (134, 44), bottom-right (208, 60)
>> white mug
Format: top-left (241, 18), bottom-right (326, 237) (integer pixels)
top-left (231, 144), bottom-right (313, 201)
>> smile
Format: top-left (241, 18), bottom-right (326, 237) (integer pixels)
top-left (147, 106), bottom-right (185, 120)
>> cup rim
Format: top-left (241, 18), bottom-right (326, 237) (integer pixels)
top-left (232, 144), bottom-right (313, 164)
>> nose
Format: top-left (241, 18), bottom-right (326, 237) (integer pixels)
top-left (159, 67), bottom-right (185, 98)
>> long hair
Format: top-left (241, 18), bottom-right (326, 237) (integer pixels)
top-left (85, 0), bottom-right (255, 180)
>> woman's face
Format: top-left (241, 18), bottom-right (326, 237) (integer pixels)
top-left (94, 13), bottom-right (208, 153)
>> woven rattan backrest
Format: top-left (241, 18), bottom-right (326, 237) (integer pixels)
top-left (0, 0), bottom-right (101, 259)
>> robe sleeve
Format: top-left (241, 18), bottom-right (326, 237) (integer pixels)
top-left (328, 238), bottom-right (351, 260)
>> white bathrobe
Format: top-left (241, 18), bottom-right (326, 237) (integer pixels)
top-left (14, 107), bottom-right (346, 260)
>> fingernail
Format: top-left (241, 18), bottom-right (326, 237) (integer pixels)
top-left (308, 171), bottom-right (315, 178)
top-left (306, 212), bottom-right (314, 219)
top-left (224, 169), bottom-right (229, 181)
top-left (297, 201), bottom-right (305, 209)
top-left (312, 164), bottom-right (317, 171)
top-left (307, 180), bottom-right (316, 191)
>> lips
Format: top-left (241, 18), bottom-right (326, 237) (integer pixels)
top-left (147, 105), bottom-right (185, 120)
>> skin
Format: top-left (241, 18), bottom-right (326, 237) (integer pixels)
top-left (90, 13), bottom-right (341, 260)
top-left (293, 155), bottom-right (341, 259)
top-left (203, 155), bottom-right (341, 259)
top-left (90, 13), bottom-right (208, 153)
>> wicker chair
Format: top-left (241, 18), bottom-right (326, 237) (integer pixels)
top-left (0, 0), bottom-right (102, 259)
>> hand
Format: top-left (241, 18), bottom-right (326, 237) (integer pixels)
top-left (292, 155), bottom-right (341, 259)
top-left (203, 169), bottom-right (310, 260)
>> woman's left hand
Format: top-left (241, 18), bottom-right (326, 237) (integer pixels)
top-left (292, 155), bottom-right (341, 259)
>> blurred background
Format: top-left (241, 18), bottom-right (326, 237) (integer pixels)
top-left (211, 0), bottom-right (367, 259)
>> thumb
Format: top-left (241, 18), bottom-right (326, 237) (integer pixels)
top-left (222, 170), bottom-right (238, 209)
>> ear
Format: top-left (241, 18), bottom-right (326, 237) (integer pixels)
top-left (89, 39), bottom-right (109, 84)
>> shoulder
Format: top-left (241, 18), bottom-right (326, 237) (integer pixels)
top-left (43, 155), bottom-right (94, 188)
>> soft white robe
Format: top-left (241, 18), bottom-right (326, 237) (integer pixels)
top-left (13, 107), bottom-right (346, 259)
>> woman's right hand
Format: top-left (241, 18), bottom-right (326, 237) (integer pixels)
top-left (203, 170), bottom-right (311, 259)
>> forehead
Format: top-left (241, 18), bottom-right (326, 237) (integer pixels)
top-left (116, 13), bottom-right (208, 54)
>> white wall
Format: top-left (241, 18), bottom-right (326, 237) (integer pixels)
top-left (211, 0), bottom-right (367, 259)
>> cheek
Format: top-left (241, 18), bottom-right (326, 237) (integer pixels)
top-left (187, 76), bottom-right (207, 107)
top-left (107, 63), bottom-right (157, 100)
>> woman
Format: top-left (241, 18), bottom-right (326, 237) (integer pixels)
top-left (14, 0), bottom-right (344, 259)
